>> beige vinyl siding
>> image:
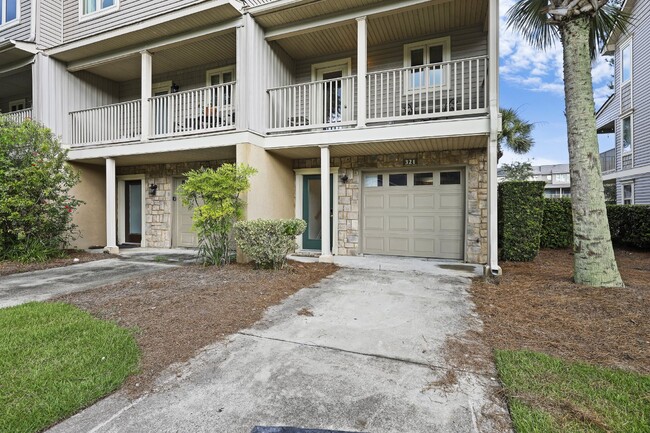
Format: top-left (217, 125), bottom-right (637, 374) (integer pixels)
top-left (240, 14), bottom-right (295, 133)
top-left (37, 0), bottom-right (63, 48)
top-left (33, 54), bottom-right (119, 144)
top-left (0, 0), bottom-right (30, 41)
top-left (62, 0), bottom-right (203, 43)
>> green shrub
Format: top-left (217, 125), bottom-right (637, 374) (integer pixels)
top-left (234, 219), bottom-right (307, 269)
top-left (607, 204), bottom-right (650, 249)
top-left (498, 181), bottom-right (546, 261)
top-left (177, 163), bottom-right (256, 266)
top-left (541, 198), bottom-right (573, 248)
top-left (0, 117), bottom-right (82, 262)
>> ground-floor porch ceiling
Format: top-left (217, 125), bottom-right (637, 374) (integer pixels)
top-left (68, 145), bottom-right (237, 167)
top-left (80, 30), bottom-right (237, 83)
top-left (267, 134), bottom-right (487, 159)
top-left (48, 2), bottom-right (241, 64)
top-left (0, 64), bottom-right (31, 100)
top-left (267, 0), bottom-right (489, 60)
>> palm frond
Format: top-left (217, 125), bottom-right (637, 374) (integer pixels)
top-left (590, 2), bottom-right (630, 59)
top-left (507, 0), bottom-right (560, 51)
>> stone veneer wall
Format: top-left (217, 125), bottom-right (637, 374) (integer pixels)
top-left (116, 160), bottom-right (233, 248)
top-left (294, 150), bottom-right (488, 264)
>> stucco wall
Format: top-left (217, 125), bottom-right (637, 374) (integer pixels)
top-left (294, 149), bottom-right (488, 264)
top-left (69, 162), bottom-right (106, 249)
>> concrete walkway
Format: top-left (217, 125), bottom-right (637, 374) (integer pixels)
top-left (0, 249), bottom-right (197, 309)
top-left (47, 256), bottom-right (509, 433)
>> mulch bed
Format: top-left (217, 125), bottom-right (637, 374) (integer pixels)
top-left (53, 261), bottom-right (338, 396)
top-left (471, 248), bottom-right (650, 375)
top-left (0, 251), bottom-right (109, 277)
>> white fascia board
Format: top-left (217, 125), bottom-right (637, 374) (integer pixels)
top-left (602, 163), bottom-right (650, 181)
top-left (264, 117), bottom-right (490, 150)
top-left (265, 0), bottom-right (452, 41)
top-left (67, 131), bottom-right (264, 161)
top-left (47, 0), bottom-right (241, 58)
top-left (66, 17), bottom-right (243, 72)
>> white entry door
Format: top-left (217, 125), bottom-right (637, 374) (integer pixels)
top-left (362, 169), bottom-right (465, 259)
top-left (173, 178), bottom-right (199, 248)
top-left (312, 59), bottom-right (352, 125)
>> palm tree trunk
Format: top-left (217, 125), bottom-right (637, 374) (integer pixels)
top-left (561, 17), bottom-right (624, 287)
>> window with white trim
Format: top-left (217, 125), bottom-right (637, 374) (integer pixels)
top-left (206, 66), bottom-right (235, 105)
top-left (81, 0), bottom-right (118, 17)
top-left (404, 37), bottom-right (451, 88)
top-left (622, 116), bottom-right (632, 154)
top-left (0, 0), bottom-right (19, 26)
top-left (621, 42), bottom-right (632, 84)
top-left (9, 99), bottom-right (25, 112)
top-left (622, 183), bottom-right (634, 205)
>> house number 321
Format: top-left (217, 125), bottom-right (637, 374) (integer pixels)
top-left (404, 159), bottom-right (417, 166)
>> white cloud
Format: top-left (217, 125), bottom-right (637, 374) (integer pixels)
top-left (499, 0), bottom-right (614, 106)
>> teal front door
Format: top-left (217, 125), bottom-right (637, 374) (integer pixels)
top-left (302, 174), bottom-right (333, 250)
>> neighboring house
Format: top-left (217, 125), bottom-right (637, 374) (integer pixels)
top-left (596, 0), bottom-right (650, 205)
top-left (497, 164), bottom-right (571, 198)
top-left (0, 0), bottom-right (501, 274)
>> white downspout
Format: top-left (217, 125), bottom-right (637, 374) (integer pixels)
top-left (29, 0), bottom-right (38, 42)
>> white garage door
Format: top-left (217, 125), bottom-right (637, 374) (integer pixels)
top-left (362, 170), bottom-right (465, 259)
top-left (173, 178), bottom-right (199, 248)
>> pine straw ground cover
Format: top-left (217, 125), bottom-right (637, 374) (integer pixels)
top-left (472, 249), bottom-right (650, 432)
top-left (53, 261), bottom-right (338, 397)
top-left (0, 250), bottom-right (109, 277)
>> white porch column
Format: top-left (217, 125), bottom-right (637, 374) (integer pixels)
top-left (140, 50), bottom-right (152, 141)
top-left (356, 16), bottom-right (367, 128)
top-left (319, 145), bottom-right (333, 262)
top-left (104, 158), bottom-right (119, 255)
top-left (486, 0), bottom-right (501, 275)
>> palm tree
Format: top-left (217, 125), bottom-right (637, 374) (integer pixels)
top-left (498, 108), bottom-right (534, 162)
top-left (507, 0), bottom-right (625, 287)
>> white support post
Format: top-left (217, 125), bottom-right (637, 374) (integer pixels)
top-left (104, 158), bottom-right (119, 255)
top-left (486, 0), bottom-right (501, 276)
top-left (140, 50), bottom-right (152, 141)
top-left (356, 16), bottom-right (367, 128)
top-left (319, 145), bottom-right (333, 263)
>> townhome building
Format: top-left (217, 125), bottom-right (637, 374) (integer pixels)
top-left (497, 164), bottom-right (571, 198)
top-left (597, 0), bottom-right (650, 205)
top-left (1, 0), bottom-right (501, 275)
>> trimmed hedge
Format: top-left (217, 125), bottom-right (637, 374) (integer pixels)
top-left (498, 181), bottom-right (546, 261)
top-left (234, 219), bottom-right (306, 269)
top-left (540, 198), bottom-right (573, 249)
top-left (541, 199), bottom-right (650, 250)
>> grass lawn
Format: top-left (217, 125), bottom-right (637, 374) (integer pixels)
top-left (0, 302), bottom-right (139, 433)
top-left (496, 350), bottom-right (650, 433)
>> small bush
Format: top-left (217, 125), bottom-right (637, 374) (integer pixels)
top-left (234, 219), bottom-right (307, 270)
top-left (541, 198), bottom-right (573, 249)
top-left (607, 204), bottom-right (650, 249)
top-left (498, 181), bottom-right (546, 261)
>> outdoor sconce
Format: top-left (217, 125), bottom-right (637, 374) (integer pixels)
top-left (340, 174), bottom-right (349, 184)
top-left (149, 184), bottom-right (158, 196)
top-left (171, 82), bottom-right (180, 93)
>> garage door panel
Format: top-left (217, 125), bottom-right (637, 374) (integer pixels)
top-left (388, 215), bottom-right (409, 231)
top-left (388, 194), bottom-right (409, 209)
top-left (362, 169), bottom-right (465, 260)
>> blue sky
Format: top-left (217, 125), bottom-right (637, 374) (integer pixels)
top-left (498, 0), bottom-right (616, 166)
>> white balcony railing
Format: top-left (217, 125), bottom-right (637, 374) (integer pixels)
top-left (268, 76), bottom-right (357, 133)
top-left (70, 100), bottom-right (141, 146)
top-left (150, 83), bottom-right (236, 138)
top-left (4, 108), bottom-right (32, 123)
top-left (367, 56), bottom-right (489, 123)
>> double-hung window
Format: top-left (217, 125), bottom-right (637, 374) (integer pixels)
top-left (0, 0), bottom-right (19, 27)
top-left (81, 0), bottom-right (118, 17)
top-left (622, 116), bottom-right (632, 154)
top-left (621, 42), bottom-right (632, 84)
top-left (404, 37), bottom-right (451, 89)
top-left (622, 183), bottom-right (634, 205)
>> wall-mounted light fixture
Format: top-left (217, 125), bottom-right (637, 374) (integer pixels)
top-left (171, 82), bottom-right (180, 93)
top-left (149, 184), bottom-right (158, 196)
top-left (340, 174), bottom-right (349, 184)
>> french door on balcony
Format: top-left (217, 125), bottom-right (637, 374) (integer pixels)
top-left (313, 59), bottom-right (352, 126)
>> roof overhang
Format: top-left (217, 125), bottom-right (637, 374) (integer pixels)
top-left (47, 0), bottom-right (242, 64)
top-left (0, 40), bottom-right (37, 69)
top-left (595, 93), bottom-right (615, 120)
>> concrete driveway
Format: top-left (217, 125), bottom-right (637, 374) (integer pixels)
top-left (47, 256), bottom-right (509, 433)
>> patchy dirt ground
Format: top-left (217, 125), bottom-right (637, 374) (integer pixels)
top-left (53, 261), bottom-right (338, 396)
top-left (0, 250), bottom-right (109, 277)
top-left (472, 248), bottom-right (650, 374)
